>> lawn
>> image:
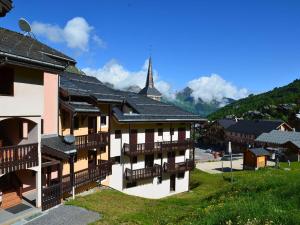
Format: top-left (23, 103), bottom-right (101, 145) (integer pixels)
top-left (68, 163), bottom-right (300, 225)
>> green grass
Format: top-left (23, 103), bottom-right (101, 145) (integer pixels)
top-left (68, 164), bottom-right (300, 225)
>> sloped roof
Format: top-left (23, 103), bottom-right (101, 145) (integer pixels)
top-left (0, 0), bottom-right (12, 17)
top-left (248, 148), bottom-right (270, 156)
top-left (227, 120), bottom-right (284, 136)
top-left (139, 86), bottom-right (162, 96)
top-left (0, 27), bottom-right (75, 71)
top-left (60, 101), bottom-right (101, 114)
top-left (60, 72), bottom-right (204, 122)
top-left (218, 119), bottom-right (237, 129)
top-left (256, 130), bottom-right (300, 148)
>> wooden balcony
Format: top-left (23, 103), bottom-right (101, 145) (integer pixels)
top-left (0, 143), bottom-right (39, 174)
top-left (123, 142), bottom-right (162, 156)
top-left (123, 139), bottom-right (194, 156)
top-left (163, 159), bottom-right (194, 173)
top-left (125, 164), bottom-right (161, 181)
top-left (75, 132), bottom-right (108, 150)
top-left (61, 160), bottom-right (112, 193)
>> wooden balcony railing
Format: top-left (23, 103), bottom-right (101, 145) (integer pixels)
top-left (75, 132), bottom-right (108, 150)
top-left (0, 143), bottom-right (39, 174)
top-left (61, 160), bottom-right (112, 194)
top-left (123, 139), bottom-right (194, 155)
top-left (123, 142), bottom-right (162, 155)
top-left (163, 159), bottom-right (194, 173)
top-left (125, 164), bottom-right (161, 181)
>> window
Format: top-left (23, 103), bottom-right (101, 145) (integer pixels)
top-left (0, 67), bottom-right (14, 96)
top-left (74, 116), bottom-right (80, 130)
top-left (100, 116), bottom-right (107, 125)
top-left (157, 176), bottom-right (162, 184)
top-left (158, 128), bottom-right (163, 137)
top-left (41, 119), bottom-right (44, 135)
top-left (19, 122), bottom-right (28, 139)
top-left (179, 150), bottom-right (185, 155)
top-left (177, 172), bottom-right (185, 179)
top-left (111, 156), bottom-right (120, 164)
top-left (131, 156), bottom-right (137, 164)
top-left (170, 128), bottom-right (174, 135)
top-left (115, 130), bottom-right (121, 139)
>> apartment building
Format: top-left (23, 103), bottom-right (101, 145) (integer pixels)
top-left (0, 27), bottom-right (204, 213)
top-left (0, 27), bottom-right (75, 210)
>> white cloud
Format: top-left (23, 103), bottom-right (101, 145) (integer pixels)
top-left (188, 74), bottom-right (248, 105)
top-left (82, 59), bottom-right (175, 99)
top-left (32, 17), bottom-right (104, 52)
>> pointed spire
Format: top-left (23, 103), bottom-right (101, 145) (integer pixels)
top-left (145, 57), bottom-right (154, 88)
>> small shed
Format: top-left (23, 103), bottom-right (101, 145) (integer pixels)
top-left (243, 148), bottom-right (270, 170)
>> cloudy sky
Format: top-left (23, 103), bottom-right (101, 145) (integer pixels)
top-left (2, 0), bottom-right (300, 103)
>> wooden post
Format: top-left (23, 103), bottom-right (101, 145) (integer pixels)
top-left (69, 154), bottom-right (75, 199)
top-left (70, 113), bottom-right (75, 135)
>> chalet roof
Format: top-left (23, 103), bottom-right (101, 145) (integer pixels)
top-left (60, 72), bottom-right (204, 122)
top-left (0, 0), bottom-right (12, 17)
top-left (217, 119), bottom-right (237, 129)
top-left (248, 148), bottom-right (270, 156)
top-left (41, 135), bottom-right (76, 159)
top-left (60, 101), bottom-right (101, 114)
top-left (0, 27), bottom-right (75, 71)
top-left (256, 130), bottom-right (300, 148)
top-left (227, 120), bottom-right (284, 136)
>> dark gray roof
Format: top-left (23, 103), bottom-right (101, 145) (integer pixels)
top-left (42, 136), bottom-right (76, 158)
top-left (0, 0), bottom-right (12, 17)
top-left (60, 72), bottom-right (204, 122)
top-left (256, 130), bottom-right (300, 148)
top-left (227, 120), bottom-right (284, 136)
top-left (217, 119), bottom-right (237, 129)
top-left (60, 72), bottom-right (125, 102)
top-left (0, 27), bottom-right (76, 71)
top-left (248, 148), bottom-right (270, 156)
top-left (139, 86), bottom-right (162, 97)
top-left (60, 101), bottom-right (101, 114)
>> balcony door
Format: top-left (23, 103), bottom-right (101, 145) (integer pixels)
top-left (130, 129), bottom-right (137, 151)
top-left (88, 117), bottom-right (97, 134)
top-left (145, 154), bottom-right (154, 168)
top-left (88, 151), bottom-right (97, 169)
top-left (167, 151), bottom-right (175, 166)
top-left (145, 129), bottom-right (154, 150)
top-left (178, 128), bottom-right (186, 142)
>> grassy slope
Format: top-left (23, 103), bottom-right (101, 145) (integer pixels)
top-left (208, 79), bottom-right (300, 121)
top-left (68, 164), bottom-right (300, 225)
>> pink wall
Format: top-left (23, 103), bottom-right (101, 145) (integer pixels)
top-left (43, 73), bottom-right (59, 135)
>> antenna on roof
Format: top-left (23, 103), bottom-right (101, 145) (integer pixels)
top-left (18, 18), bottom-right (36, 39)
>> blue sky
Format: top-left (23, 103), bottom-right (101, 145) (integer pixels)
top-left (2, 0), bottom-right (300, 101)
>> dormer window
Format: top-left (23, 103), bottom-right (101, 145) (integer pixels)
top-left (0, 66), bottom-right (14, 96)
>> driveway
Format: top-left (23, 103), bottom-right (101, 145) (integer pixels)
top-left (23, 205), bottom-right (100, 225)
top-left (196, 159), bottom-right (275, 174)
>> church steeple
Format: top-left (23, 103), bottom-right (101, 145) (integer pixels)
top-left (145, 57), bottom-right (154, 88)
top-left (139, 57), bottom-right (162, 101)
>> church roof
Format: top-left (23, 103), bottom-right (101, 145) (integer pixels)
top-left (139, 57), bottom-right (161, 97)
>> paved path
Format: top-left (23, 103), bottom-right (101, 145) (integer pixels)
top-left (25, 205), bottom-right (100, 225)
top-left (196, 159), bottom-right (275, 174)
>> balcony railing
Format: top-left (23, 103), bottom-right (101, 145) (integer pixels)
top-left (61, 160), bottom-right (112, 194)
top-left (75, 132), bottom-right (108, 150)
top-left (123, 139), bottom-right (194, 155)
top-left (125, 164), bottom-right (161, 181)
top-left (163, 159), bottom-right (194, 173)
top-left (0, 143), bottom-right (39, 174)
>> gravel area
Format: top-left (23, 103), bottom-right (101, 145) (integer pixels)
top-left (25, 205), bottom-right (100, 225)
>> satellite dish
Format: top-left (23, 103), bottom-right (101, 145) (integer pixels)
top-left (64, 135), bottom-right (76, 145)
top-left (18, 18), bottom-right (31, 33)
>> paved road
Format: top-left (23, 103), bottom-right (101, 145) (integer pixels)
top-left (194, 148), bottom-right (218, 162)
top-left (196, 159), bottom-right (276, 174)
top-left (25, 205), bottom-right (100, 225)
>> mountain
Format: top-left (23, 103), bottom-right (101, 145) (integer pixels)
top-left (166, 87), bottom-right (235, 117)
top-left (208, 79), bottom-right (300, 122)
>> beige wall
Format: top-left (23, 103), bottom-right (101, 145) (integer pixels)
top-left (0, 66), bottom-right (44, 117)
top-left (43, 73), bottom-right (58, 135)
